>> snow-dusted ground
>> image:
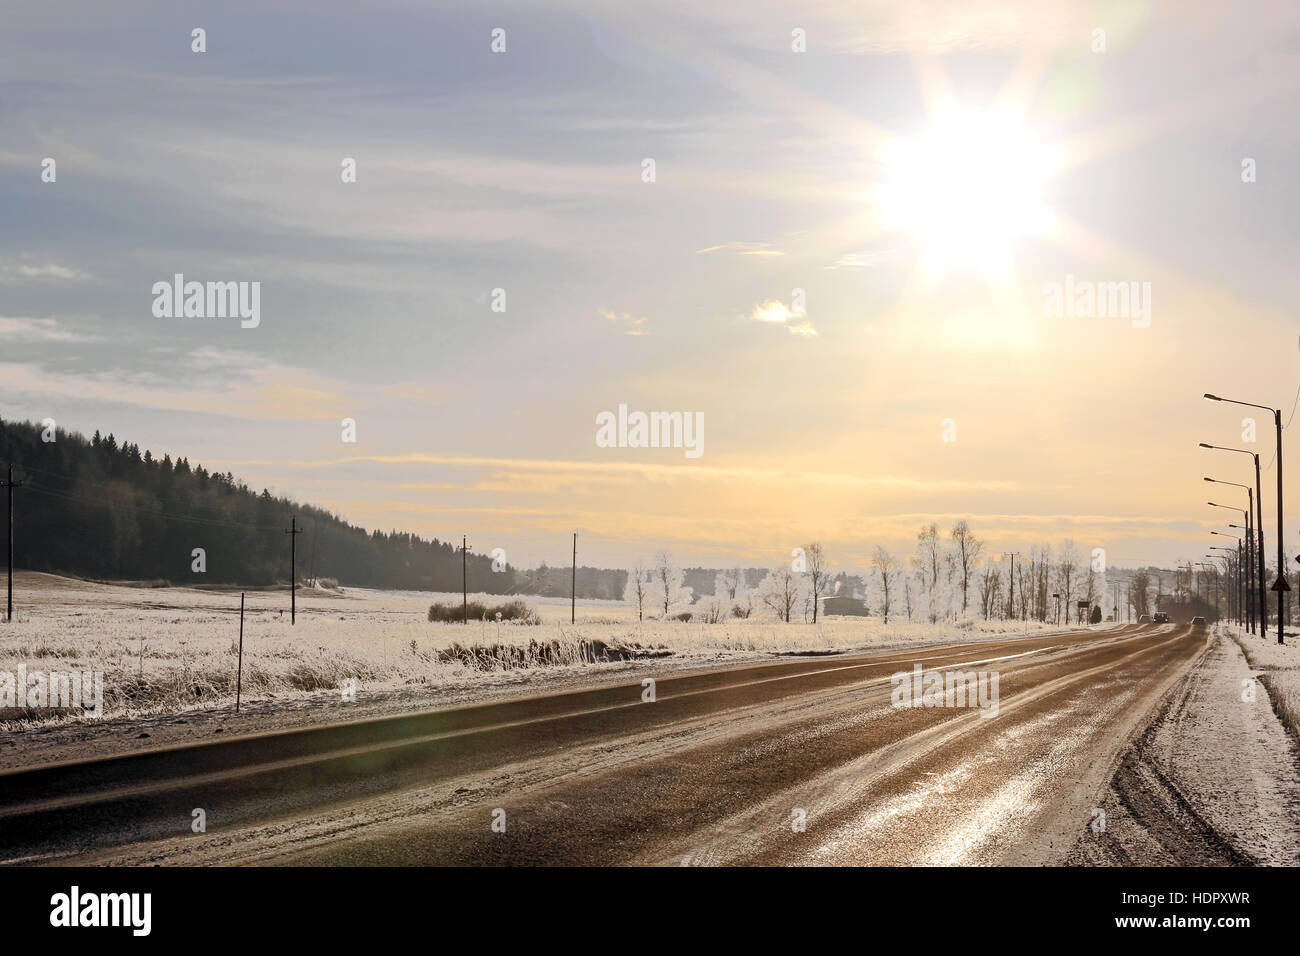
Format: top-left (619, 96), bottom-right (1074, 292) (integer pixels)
top-left (1, 572), bottom-right (1084, 768)
top-left (1224, 623), bottom-right (1300, 742)
top-left (1069, 625), bottom-right (1300, 865)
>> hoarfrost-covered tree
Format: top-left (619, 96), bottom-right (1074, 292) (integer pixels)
top-left (978, 562), bottom-right (1002, 620)
top-left (872, 546), bottom-right (897, 624)
top-left (649, 551), bottom-right (693, 618)
top-left (1129, 570), bottom-right (1152, 619)
top-left (913, 523), bottom-right (944, 623)
top-left (624, 560), bottom-right (649, 622)
top-left (699, 588), bottom-right (727, 623)
top-left (1056, 539), bottom-right (1080, 623)
top-left (804, 542), bottom-right (827, 623)
top-left (950, 520), bottom-right (982, 614)
top-left (715, 567), bottom-right (752, 618)
top-left (759, 566), bottom-right (804, 623)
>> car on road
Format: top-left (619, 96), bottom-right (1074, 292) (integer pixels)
top-left (1138, 614), bottom-right (1150, 623)
top-left (1153, 612), bottom-right (1170, 624)
top-left (1191, 616), bottom-right (1207, 626)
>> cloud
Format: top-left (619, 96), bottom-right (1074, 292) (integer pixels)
top-left (825, 250), bottom-right (891, 271)
top-left (696, 241), bottom-right (784, 256)
top-left (0, 316), bottom-right (96, 343)
top-left (0, 351), bottom-right (449, 423)
top-left (0, 261), bottom-right (90, 285)
top-left (206, 450), bottom-right (1016, 493)
top-left (748, 299), bottom-right (817, 337)
top-left (597, 309), bottom-right (650, 335)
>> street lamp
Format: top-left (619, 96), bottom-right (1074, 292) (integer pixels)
top-left (1210, 542), bottom-right (1241, 626)
top-left (1206, 477), bottom-right (1255, 633)
top-left (1198, 561), bottom-right (1222, 619)
top-left (1198, 560), bottom-right (1223, 620)
top-left (1201, 444), bottom-right (1266, 637)
top-left (1204, 395), bottom-right (1284, 644)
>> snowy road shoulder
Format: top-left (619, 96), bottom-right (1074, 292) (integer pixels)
top-left (1069, 627), bottom-right (1300, 865)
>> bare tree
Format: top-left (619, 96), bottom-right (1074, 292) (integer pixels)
top-left (624, 560), bottom-right (648, 622)
top-left (1056, 539), bottom-right (1080, 623)
top-left (651, 550), bottom-right (693, 618)
top-left (872, 546), bottom-right (897, 624)
top-left (760, 566), bottom-right (802, 622)
top-left (978, 562), bottom-right (1002, 620)
top-left (914, 523), bottom-right (942, 623)
top-left (1129, 570), bottom-right (1151, 618)
top-left (804, 542), bottom-right (827, 623)
top-left (714, 567), bottom-right (752, 618)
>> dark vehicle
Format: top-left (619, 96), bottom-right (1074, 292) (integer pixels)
top-left (1191, 615), bottom-right (1207, 626)
top-left (1153, 611), bottom-right (1170, 624)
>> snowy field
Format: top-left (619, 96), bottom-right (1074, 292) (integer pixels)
top-left (1, 571), bottom-right (1084, 728)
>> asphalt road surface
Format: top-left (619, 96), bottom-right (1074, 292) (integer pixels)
top-left (0, 622), bottom-right (1210, 866)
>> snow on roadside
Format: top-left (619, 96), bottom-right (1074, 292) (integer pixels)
top-left (1223, 624), bottom-right (1300, 742)
top-left (1072, 626), bottom-right (1300, 865)
top-left (1149, 628), bottom-right (1300, 864)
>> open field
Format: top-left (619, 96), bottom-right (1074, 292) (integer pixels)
top-left (0, 571), bottom-right (1085, 731)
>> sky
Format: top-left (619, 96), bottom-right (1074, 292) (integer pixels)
top-left (3, 0), bottom-right (1300, 575)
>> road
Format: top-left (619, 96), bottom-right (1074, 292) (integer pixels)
top-left (0, 623), bottom-right (1210, 866)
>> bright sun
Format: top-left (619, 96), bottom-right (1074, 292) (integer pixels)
top-left (877, 108), bottom-right (1057, 282)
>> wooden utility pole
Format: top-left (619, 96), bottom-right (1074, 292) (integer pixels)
top-left (571, 532), bottom-right (577, 624)
top-left (3, 465), bottom-right (21, 623)
top-left (284, 516), bottom-right (303, 624)
top-left (462, 534), bottom-right (469, 624)
top-left (236, 592), bottom-right (245, 712)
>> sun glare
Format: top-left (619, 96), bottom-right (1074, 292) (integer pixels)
top-left (877, 109), bottom-right (1056, 282)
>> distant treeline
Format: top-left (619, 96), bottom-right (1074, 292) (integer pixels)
top-left (0, 419), bottom-right (777, 597)
top-left (0, 419), bottom-right (509, 591)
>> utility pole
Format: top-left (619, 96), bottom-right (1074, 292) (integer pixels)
top-left (3, 465), bottom-right (21, 623)
top-left (571, 531), bottom-right (577, 625)
top-left (1245, 498), bottom-right (1254, 633)
top-left (1003, 552), bottom-right (1019, 620)
top-left (1274, 407), bottom-right (1285, 644)
top-left (461, 534), bottom-right (469, 624)
top-left (284, 516), bottom-right (303, 624)
top-left (236, 592), bottom-right (245, 713)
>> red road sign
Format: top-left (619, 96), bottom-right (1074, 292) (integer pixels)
top-left (1271, 575), bottom-right (1291, 592)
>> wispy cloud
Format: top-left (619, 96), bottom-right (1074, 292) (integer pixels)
top-left (0, 261), bottom-right (89, 285)
top-left (696, 241), bottom-right (784, 256)
top-left (0, 316), bottom-right (96, 343)
top-left (0, 351), bottom-right (450, 423)
top-left (205, 450), bottom-right (1016, 493)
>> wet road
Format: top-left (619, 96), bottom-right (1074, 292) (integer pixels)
top-left (0, 623), bottom-right (1207, 865)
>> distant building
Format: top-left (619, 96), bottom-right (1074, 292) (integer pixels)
top-left (822, 595), bottom-right (869, 617)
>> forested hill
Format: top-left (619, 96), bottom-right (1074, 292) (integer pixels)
top-left (0, 418), bottom-right (510, 591)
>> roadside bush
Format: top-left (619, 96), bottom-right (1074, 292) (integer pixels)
top-left (427, 600), bottom-right (541, 625)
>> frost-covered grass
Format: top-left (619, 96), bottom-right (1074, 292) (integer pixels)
top-left (1224, 624), bottom-right (1300, 740)
top-left (0, 572), bottom-right (1080, 726)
